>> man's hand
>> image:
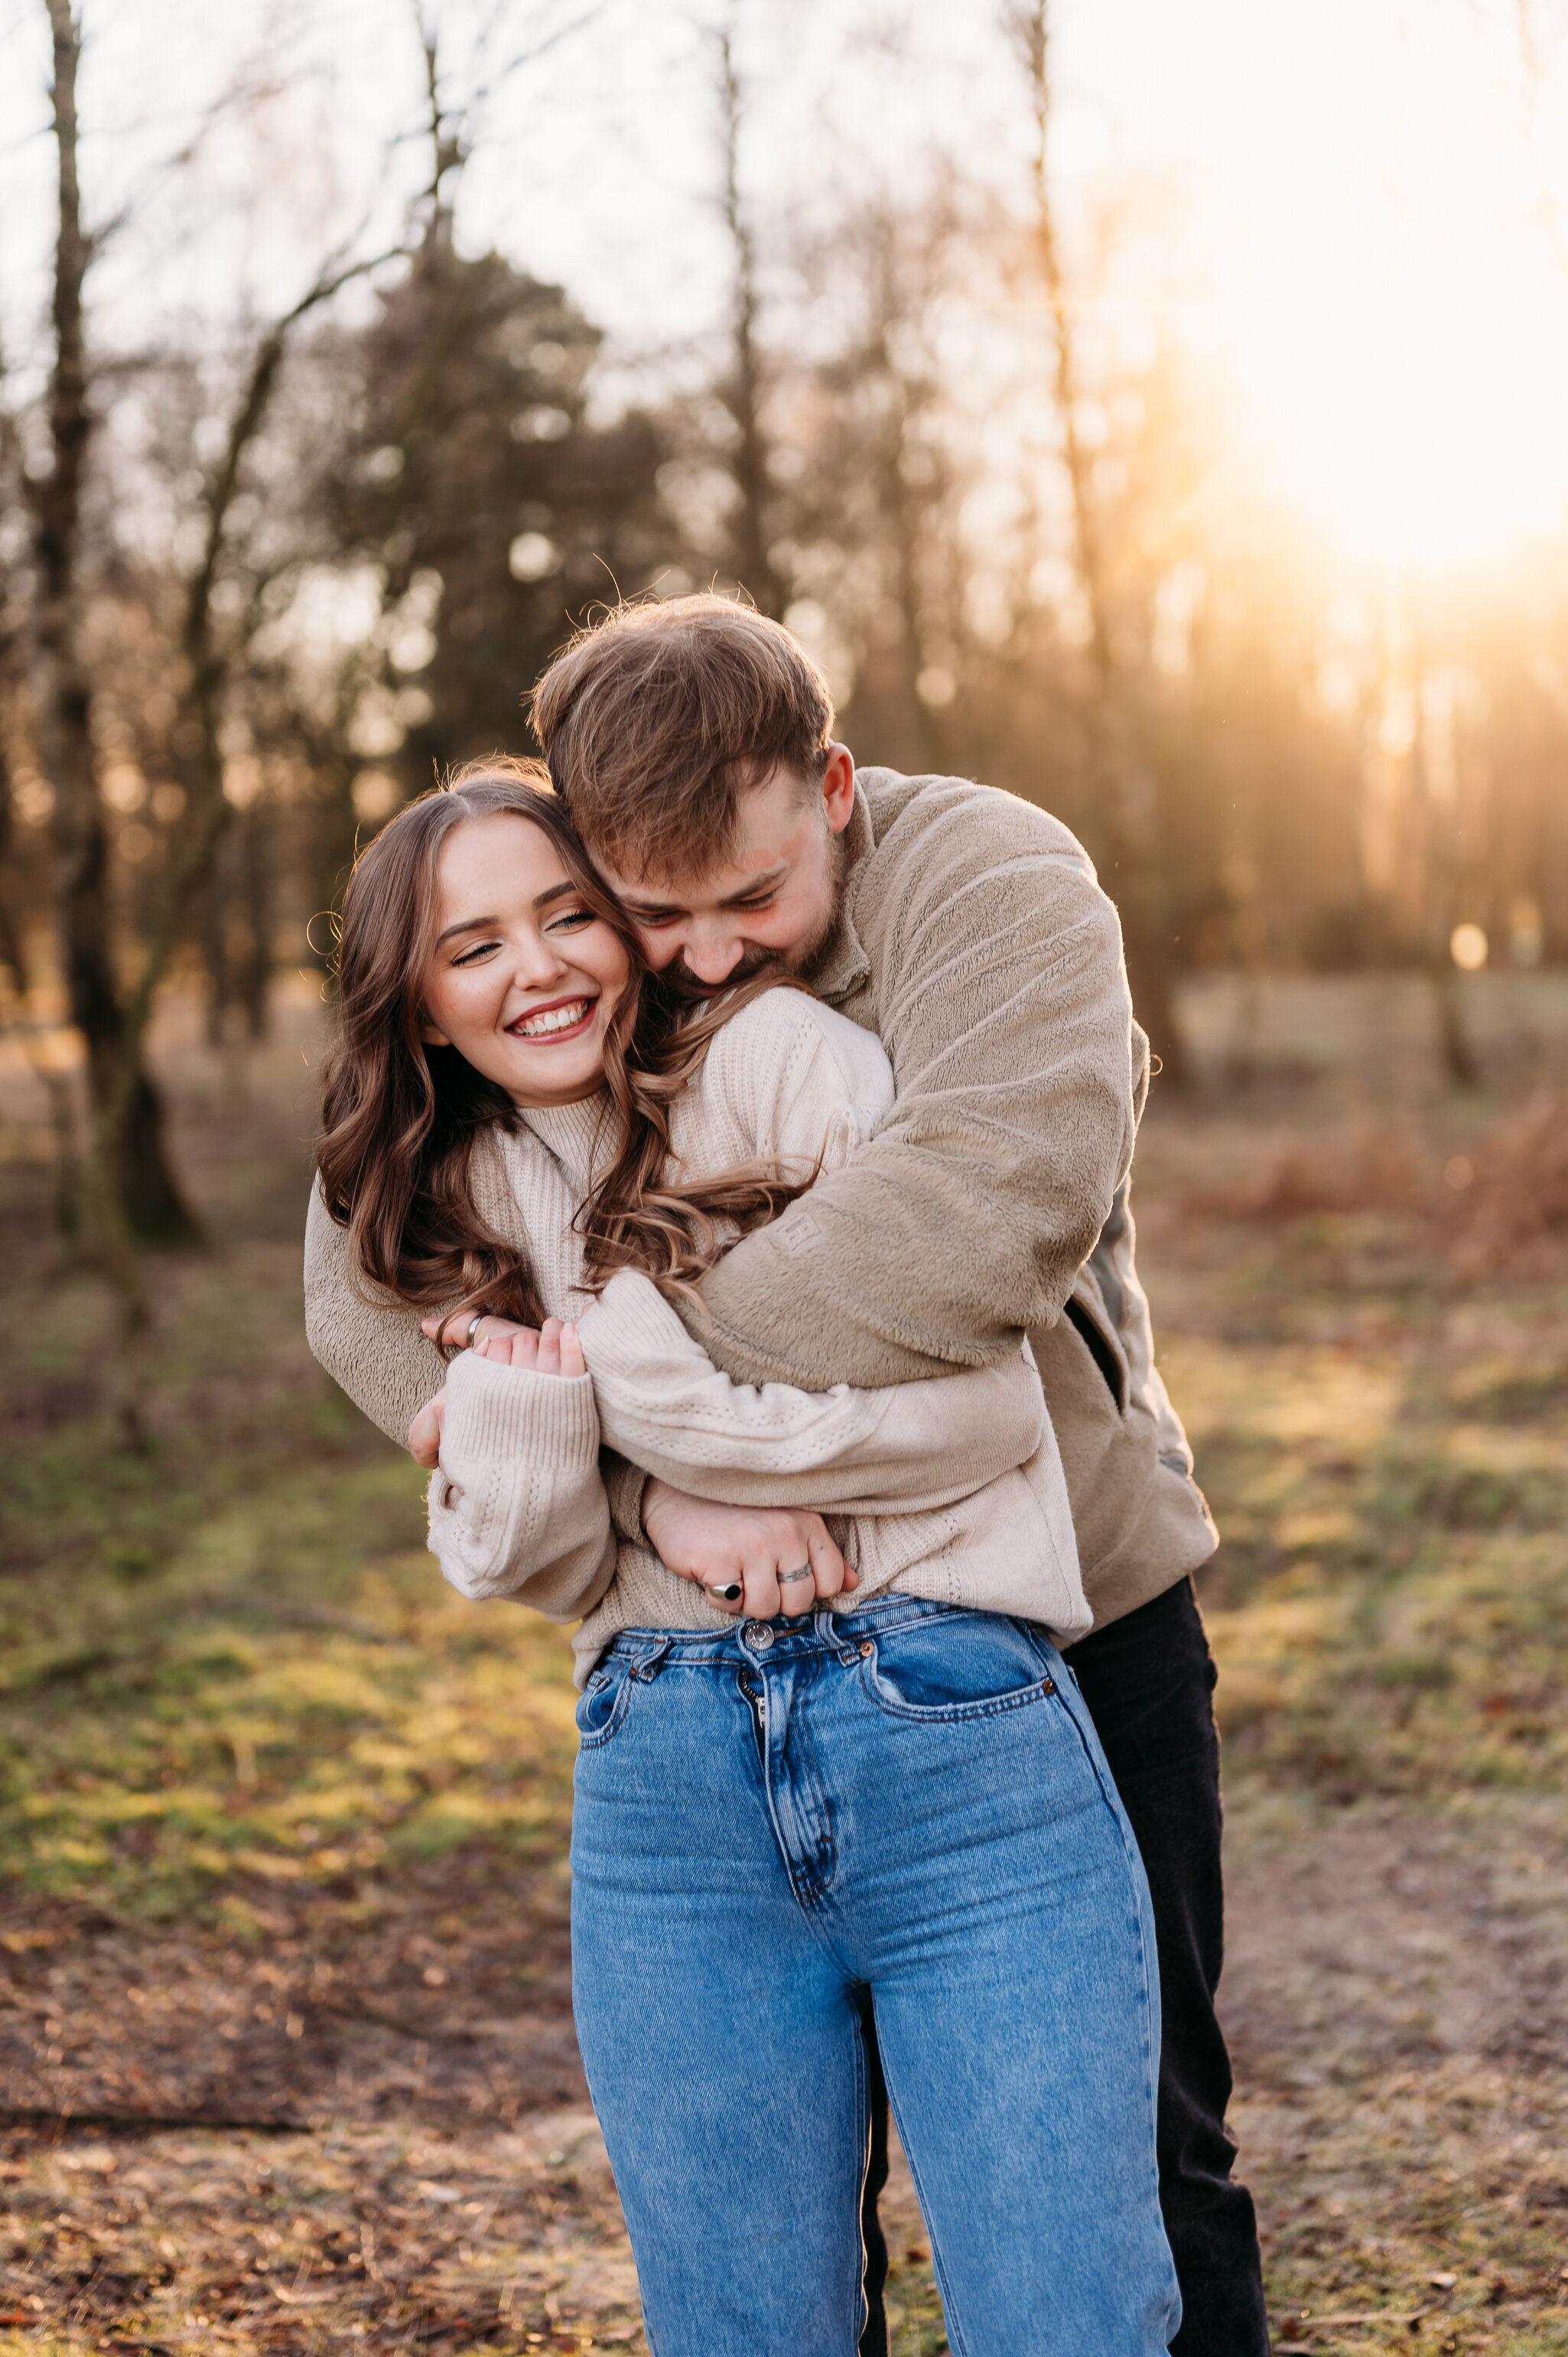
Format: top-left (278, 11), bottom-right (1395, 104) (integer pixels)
top-left (410, 1390), bottom-right (445, 1470)
top-left (421, 1310), bottom-right (585, 1378)
top-left (641, 1476), bottom-right (857, 1620)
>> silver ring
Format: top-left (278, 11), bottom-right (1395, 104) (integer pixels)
top-left (464, 1313), bottom-right (485, 1350)
top-left (778, 1564), bottom-right (813, 1586)
top-left (705, 1581), bottom-right (743, 1603)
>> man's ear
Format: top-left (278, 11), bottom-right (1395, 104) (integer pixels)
top-left (821, 742), bottom-right (856, 834)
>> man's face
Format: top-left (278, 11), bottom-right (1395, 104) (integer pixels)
top-left (596, 744), bottom-right (857, 993)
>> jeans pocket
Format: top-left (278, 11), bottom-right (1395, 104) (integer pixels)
top-left (574, 1658), bottom-right (637, 1750)
top-left (862, 1611), bottom-right (1058, 1723)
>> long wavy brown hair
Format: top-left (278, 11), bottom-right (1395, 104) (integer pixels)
top-left (315, 758), bottom-right (815, 1329)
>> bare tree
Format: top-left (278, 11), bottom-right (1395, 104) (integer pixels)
top-left (28, 0), bottom-right (413, 1349)
top-left (795, 194), bottom-right (966, 771)
top-left (31, 0), bottom-right (197, 1244)
top-left (1006, 0), bottom-right (1189, 1083)
top-left (1410, 656), bottom-right (1482, 1089)
top-left (121, 246), bottom-right (406, 1086)
top-left (713, 11), bottom-right (786, 618)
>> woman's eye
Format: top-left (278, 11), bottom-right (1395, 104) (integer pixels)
top-left (548, 908), bottom-right (594, 933)
top-left (452, 939), bottom-right (500, 965)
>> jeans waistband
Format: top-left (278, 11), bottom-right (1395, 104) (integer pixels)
top-left (603, 1595), bottom-right (980, 1672)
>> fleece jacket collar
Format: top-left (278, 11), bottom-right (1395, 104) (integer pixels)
top-left (808, 782), bottom-right (874, 1007)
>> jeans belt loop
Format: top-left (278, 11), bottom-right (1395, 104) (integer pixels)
top-left (814, 1605), bottom-right (861, 1668)
top-left (629, 1636), bottom-right (672, 1681)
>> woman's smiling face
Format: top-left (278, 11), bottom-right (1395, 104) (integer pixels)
top-left (419, 811), bottom-right (631, 1108)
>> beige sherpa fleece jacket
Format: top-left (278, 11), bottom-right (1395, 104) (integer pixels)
top-left (677, 768), bottom-right (1218, 1629)
top-left (305, 991), bottom-right (1088, 1682)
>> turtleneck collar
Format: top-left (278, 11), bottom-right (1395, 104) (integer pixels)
top-left (517, 1091), bottom-right (622, 1192)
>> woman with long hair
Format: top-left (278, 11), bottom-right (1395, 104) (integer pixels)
top-left (305, 761), bottom-right (1178, 2356)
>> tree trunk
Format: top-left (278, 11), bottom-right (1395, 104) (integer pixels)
top-left (1433, 965), bottom-right (1481, 1090)
top-left (1013, 0), bottom-right (1189, 1086)
top-left (717, 20), bottom-right (784, 620)
top-left (0, 734), bottom-right (81, 1236)
top-left (239, 806), bottom-right (272, 1040)
top-left (34, 0), bottom-right (197, 1246)
top-left (870, 228), bottom-right (945, 776)
top-left (1409, 649), bottom-right (1481, 1090)
top-left (203, 852), bottom-right (232, 1047)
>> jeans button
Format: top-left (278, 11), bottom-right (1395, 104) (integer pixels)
top-left (742, 1621), bottom-right (775, 1652)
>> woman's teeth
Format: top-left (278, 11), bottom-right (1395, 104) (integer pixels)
top-left (514, 998), bottom-right (590, 1038)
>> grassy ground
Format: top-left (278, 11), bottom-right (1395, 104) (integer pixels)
top-left (1130, 1095), bottom-right (1568, 2357)
top-left (2, 978), bottom-right (1566, 2352)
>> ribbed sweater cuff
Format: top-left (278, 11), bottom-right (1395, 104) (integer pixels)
top-left (444, 1350), bottom-right (599, 1468)
top-left (574, 1270), bottom-right (686, 1381)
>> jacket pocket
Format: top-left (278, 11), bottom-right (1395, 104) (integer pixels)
top-left (1064, 1281), bottom-right (1127, 1412)
top-left (860, 1612), bottom-right (1058, 1724)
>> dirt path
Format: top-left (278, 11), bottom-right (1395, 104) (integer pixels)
top-left (0, 1856), bottom-right (586, 2140)
top-left (5, 1795), bottom-right (1566, 2353)
top-left (1223, 1793), bottom-right (1568, 2353)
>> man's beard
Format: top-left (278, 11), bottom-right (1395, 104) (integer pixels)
top-left (660, 826), bottom-right (848, 1004)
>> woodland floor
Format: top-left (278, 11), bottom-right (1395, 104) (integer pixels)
top-left (2, 974), bottom-right (1566, 2355)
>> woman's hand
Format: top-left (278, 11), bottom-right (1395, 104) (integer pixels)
top-left (641, 1477), bottom-right (857, 1620)
top-left (421, 1310), bottom-right (585, 1378)
top-left (409, 1389), bottom-right (445, 1470)
top-left (424, 1307), bottom-right (532, 1356)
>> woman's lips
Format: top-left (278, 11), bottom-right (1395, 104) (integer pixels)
top-left (507, 995), bottom-right (597, 1042)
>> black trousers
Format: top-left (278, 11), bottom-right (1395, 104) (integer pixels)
top-left (857, 1577), bottom-right (1270, 2357)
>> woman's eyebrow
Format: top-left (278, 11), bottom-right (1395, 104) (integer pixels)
top-left (434, 913), bottom-right (498, 946)
top-left (434, 881), bottom-right (577, 945)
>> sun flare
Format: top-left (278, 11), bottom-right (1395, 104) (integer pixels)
top-left (1236, 210), bottom-right (1568, 568)
top-left (1179, 0), bottom-right (1568, 569)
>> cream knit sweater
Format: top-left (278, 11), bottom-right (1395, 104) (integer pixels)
top-left (305, 991), bottom-right (1088, 1683)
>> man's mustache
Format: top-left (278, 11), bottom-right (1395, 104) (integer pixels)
top-left (659, 945), bottom-right (785, 1001)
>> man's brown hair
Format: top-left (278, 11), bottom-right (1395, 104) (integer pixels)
top-left (529, 593), bottom-right (835, 881)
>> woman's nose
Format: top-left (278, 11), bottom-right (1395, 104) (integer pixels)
top-left (512, 933), bottom-right (570, 987)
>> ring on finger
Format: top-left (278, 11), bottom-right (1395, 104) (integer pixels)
top-left (778, 1564), bottom-right (813, 1587)
top-left (464, 1313), bottom-right (486, 1351)
top-left (705, 1581), bottom-right (743, 1603)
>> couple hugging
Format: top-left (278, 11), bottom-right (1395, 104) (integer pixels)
top-left (304, 595), bottom-right (1269, 2356)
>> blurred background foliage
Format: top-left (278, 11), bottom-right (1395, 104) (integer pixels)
top-left (5, 0), bottom-right (1568, 1252)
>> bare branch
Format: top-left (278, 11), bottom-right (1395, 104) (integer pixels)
top-left (468, 2), bottom-right (610, 110)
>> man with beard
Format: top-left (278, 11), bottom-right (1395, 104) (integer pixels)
top-left (530, 595), bottom-right (1267, 2357)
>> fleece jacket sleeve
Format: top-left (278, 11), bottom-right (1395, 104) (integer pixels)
top-left (574, 1266), bottom-right (1045, 1512)
top-left (685, 777), bottom-right (1146, 1389)
top-left (304, 1177), bottom-right (447, 1447)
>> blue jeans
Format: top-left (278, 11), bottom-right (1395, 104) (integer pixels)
top-left (570, 1598), bottom-right (1181, 2356)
